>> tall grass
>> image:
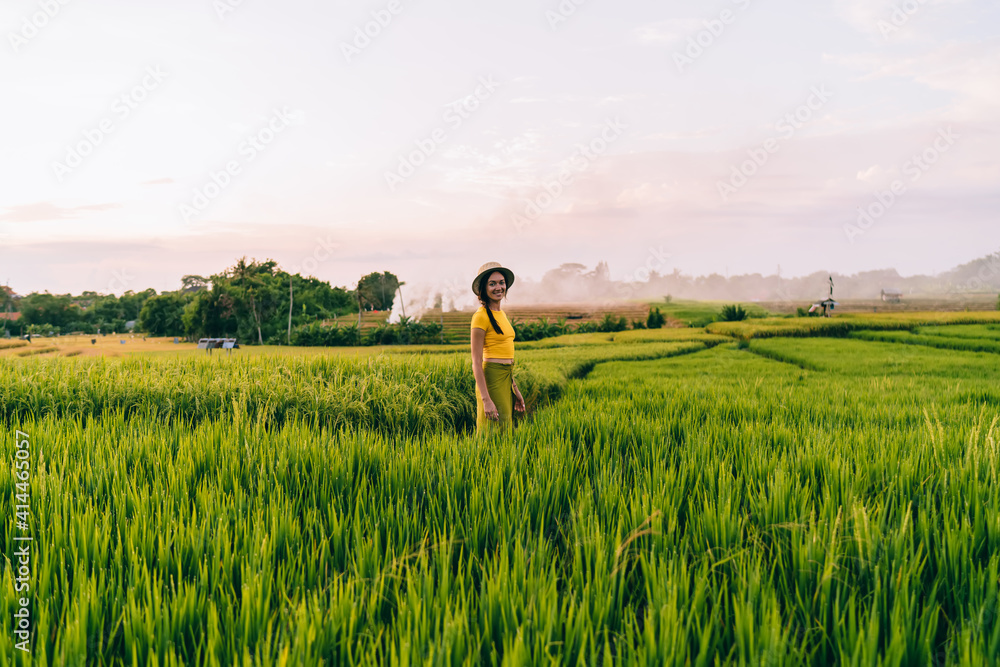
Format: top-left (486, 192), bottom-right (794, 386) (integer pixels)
top-left (1, 335), bottom-right (999, 663)
top-left (0, 341), bottom-right (712, 434)
top-left (849, 330), bottom-right (1000, 355)
top-left (918, 324), bottom-right (1000, 340)
top-left (0, 354), bottom-right (477, 435)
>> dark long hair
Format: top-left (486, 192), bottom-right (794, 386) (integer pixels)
top-left (477, 273), bottom-right (505, 335)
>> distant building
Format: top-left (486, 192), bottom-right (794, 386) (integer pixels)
top-left (0, 312), bottom-right (20, 321)
top-left (124, 320), bottom-right (137, 331)
top-left (881, 288), bottom-right (902, 303)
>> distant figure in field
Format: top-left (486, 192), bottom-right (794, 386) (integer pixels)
top-left (470, 262), bottom-right (525, 432)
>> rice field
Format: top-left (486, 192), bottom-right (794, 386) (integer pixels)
top-left (707, 311), bottom-right (1000, 340)
top-left (1, 316), bottom-right (999, 664)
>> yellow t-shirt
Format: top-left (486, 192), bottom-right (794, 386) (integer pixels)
top-left (470, 306), bottom-right (515, 359)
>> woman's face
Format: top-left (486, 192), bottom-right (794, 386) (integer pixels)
top-left (486, 272), bottom-right (506, 303)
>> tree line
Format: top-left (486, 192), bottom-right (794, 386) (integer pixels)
top-left (4, 259), bottom-right (403, 343)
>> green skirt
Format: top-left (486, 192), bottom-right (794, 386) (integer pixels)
top-left (476, 361), bottom-right (515, 432)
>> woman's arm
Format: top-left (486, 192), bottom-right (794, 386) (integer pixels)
top-left (471, 328), bottom-right (498, 419)
top-left (512, 376), bottom-right (525, 412)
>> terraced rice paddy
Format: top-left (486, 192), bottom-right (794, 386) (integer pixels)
top-left (1, 317), bottom-right (999, 664)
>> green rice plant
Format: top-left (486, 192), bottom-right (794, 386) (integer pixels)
top-left (514, 341), bottom-right (709, 407)
top-left (2, 331), bottom-right (1000, 663)
top-left (513, 327), bottom-right (728, 350)
top-left (647, 299), bottom-right (721, 327)
top-left (849, 330), bottom-right (1000, 355)
top-left (515, 332), bottom-right (617, 349)
top-left (917, 324), bottom-right (1000, 341)
top-left (0, 339), bottom-right (717, 435)
top-left (708, 311), bottom-right (1000, 340)
top-left (0, 353), bottom-right (480, 435)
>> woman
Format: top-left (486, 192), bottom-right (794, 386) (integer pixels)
top-left (470, 262), bottom-right (525, 431)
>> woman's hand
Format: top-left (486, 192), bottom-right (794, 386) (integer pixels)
top-left (513, 387), bottom-right (525, 413)
top-left (482, 397), bottom-right (500, 421)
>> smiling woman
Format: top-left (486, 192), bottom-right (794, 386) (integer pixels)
top-left (469, 262), bottom-right (525, 432)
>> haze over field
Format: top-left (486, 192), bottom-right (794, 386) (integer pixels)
top-left (1, 0), bottom-right (998, 297)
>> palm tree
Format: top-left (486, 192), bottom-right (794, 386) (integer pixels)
top-left (231, 257), bottom-right (264, 344)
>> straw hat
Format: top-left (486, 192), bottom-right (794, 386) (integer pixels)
top-left (471, 262), bottom-right (515, 296)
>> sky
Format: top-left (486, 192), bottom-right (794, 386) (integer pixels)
top-left (1, 0), bottom-right (998, 305)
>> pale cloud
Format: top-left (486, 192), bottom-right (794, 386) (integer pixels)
top-left (0, 202), bottom-right (122, 223)
top-left (834, 0), bottom-right (905, 35)
top-left (834, 0), bottom-right (967, 39)
top-left (633, 19), bottom-right (702, 45)
top-left (834, 39), bottom-right (1000, 121)
top-left (616, 182), bottom-right (675, 208)
top-left (643, 128), bottom-right (723, 142)
top-left (857, 165), bottom-right (888, 183)
top-left (429, 131), bottom-right (552, 193)
top-left (598, 94), bottom-right (646, 106)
